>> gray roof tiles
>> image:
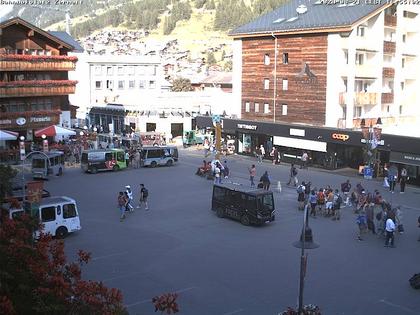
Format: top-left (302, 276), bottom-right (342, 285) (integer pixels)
top-left (48, 31), bottom-right (84, 52)
top-left (230, 0), bottom-right (388, 36)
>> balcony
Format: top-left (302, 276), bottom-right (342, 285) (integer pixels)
top-left (402, 66), bottom-right (417, 79)
top-left (353, 116), bottom-right (418, 129)
top-left (0, 54), bottom-right (77, 71)
top-left (354, 92), bottom-right (377, 105)
top-left (383, 41), bottom-right (396, 54)
top-left (384, 15), bottom-right (397, 27)
top-left (382, 67), bottom-right (394, 78)
top-left (355, 64), bottom-right (378, 78)
top-left (381, 93), bottom-right (394, 104)
top-left (339, 92), bottom-right (346, 105)
top-left (0, 80), bottom-right (77, 98)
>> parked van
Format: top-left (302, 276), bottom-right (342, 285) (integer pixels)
top-left (8, 196), bottom-right (81, 238)
top-left (81, 149), bottom-right (127, 173)
top-left (211, 183), bottom-right (275, 226)
top-left (141, 146), bottom-right (178, 167)
top-left (32, 151), bottom-right (65, 179)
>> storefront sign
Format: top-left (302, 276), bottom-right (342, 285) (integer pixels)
top-left (30, 117), bottom-right (51, 123)
top-left (237, 123), bottom-right (257, 130)
top-left (16, 117), bottom-right (26, 126)
top-left (390, 151), bottom-right (420, 167)
top-left (361, 139), bottom-right (384, 146)
top-left (290, 128), bottom-right (305, 137)
top-left (0, 119), bottom-right (12, 125)
top-left (332, 133), bottom-right (350, 141)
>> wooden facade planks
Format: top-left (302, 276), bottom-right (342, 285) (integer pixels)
top-left (241, 34), bottom-right (328, 125)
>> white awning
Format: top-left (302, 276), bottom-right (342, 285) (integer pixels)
top-left (273, 136), bottom-right (327, 152)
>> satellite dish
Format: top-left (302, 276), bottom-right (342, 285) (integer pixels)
top-left (296, 4), bottom-right (308, 14)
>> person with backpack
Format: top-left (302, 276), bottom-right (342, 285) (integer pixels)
top-left (297, 182), bottom-right (306, 211)
top-left (117, 191), bottom-right (127, 222)
top-left (287, 164), bottom-right (298, 186)
top-left (137, 184), bottom-right (149, 210)
top-left (316, 188), bottom-right (325, 215)
top-left (309, 190), bottom-right (317, 217)
top-left (332, 189), bottom-right (342, 221)
top-left (399, 167), bottom-right (408, 193)
top-left (260, 171), bottom-right (271, 190)
top-left (125, 185), bottom-right (134, 212)
top-left (341, 179), bottom-right (351, 206)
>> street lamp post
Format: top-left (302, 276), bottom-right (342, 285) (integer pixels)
top-left (93, 127), bottom-right (98, 149)
top-left (360, 118), bottom-right (382, 179)
top-left (293, 205), bottom-right (319, 314)
top-left (41, 134), bottom-right (48, 152)
top-left (19, 136), bottom-right (26, 199)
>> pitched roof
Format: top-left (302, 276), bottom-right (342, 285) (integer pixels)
top-left (230, 0), bottom-right (390, 37)
top-left (200, 72), bottom-right (232, 85)
top-left (0, 17), bottom-right (74, 50)
top-left (49, 31), bottom-right (84, 52)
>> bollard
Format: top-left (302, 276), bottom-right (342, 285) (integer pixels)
top-left (277, 181), bottom-right (282, 193)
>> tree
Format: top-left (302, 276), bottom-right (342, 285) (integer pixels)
top-left (206, 0), bottom-right (215, 9)
top-left (0, 165), bottom-right (17, 205)
top-left (206, 52), bottom-right (217, 65)
top-left (223, 60), bottom-right (233, 71)
top-left (195, 0), bottom-right (207, 9)
top-left (171, 78), bottom-right (193, 92)
top-left (0, 213), bottom-right (127, 315)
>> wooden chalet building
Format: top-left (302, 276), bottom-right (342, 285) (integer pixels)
top-left (0, 17), bottom-right (82, 141)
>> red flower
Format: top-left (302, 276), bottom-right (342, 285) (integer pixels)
top-left (0, 54), bottom-right (78, 62)
top-left (0, 80), bottom-right (78, 87)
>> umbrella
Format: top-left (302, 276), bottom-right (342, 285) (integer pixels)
top-left (35, 125), bottom-right (76, 137)
top-left (0, 130), bottom-right (18, 141)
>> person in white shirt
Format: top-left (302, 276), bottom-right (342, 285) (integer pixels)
top-left (385, 217), bottom-right (396, 247)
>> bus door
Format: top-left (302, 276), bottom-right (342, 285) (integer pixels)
top-left (62, 203), bottom-right (80, 232)
top-left (40, 205), bottom-right (58, 235)
top-left (116, 151), bottom-right (126, 168)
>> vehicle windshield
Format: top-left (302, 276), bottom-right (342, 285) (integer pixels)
top-left (257, 194), bottom-right (274, 211)
top-left (32, 158), bottom-right (46, 168)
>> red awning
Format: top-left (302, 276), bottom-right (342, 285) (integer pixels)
top-left (35, 125), bottom-right (76, 137)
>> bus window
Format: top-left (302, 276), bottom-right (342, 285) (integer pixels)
top-left (117, 151), bottom-right (125, 162)
top-left (32, 158), bottom-right (45, 168)
top-left (105, 153), bottom-right (112, 161)
top-left (63, 204), bottom-right (77, 218)
top-left (41, 206), bottom-right (56, 222)
top-left (49, 157), bottom-right (54, 166)
top-left (57, 205), bottom-right (61, 216)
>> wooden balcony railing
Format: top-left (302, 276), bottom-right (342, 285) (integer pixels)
top-left (384, 15), bottom-right (397, 27)
top-left (0, 80), bottom-right (77, 97)
top-left (383, 41), bottom-right (396, 54)
top-left (354, 92), bottom-right (377, 105)
top-left (381, 93), bottom-right (394, 104)
top-left (0, 54), bottom-right (77, 71)
top-left (382, 67), bottom-right (395, 78)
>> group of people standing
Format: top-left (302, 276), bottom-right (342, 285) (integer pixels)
top-left (117, 184), bottom-right (149, 221)
top-left (383, 164), bottom-right (409, 194)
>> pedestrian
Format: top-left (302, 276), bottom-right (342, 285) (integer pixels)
top-left (259, 145), bottom-right (265, 162)
top-left (214, 163), bottom-right (221, 184)
top-left (356, 207), bottom-right (367, 241)
top-left (332, 189), bottom-right (342, 221)
top-left (399, 167), bottom-right (408, 193)
top-left (134, 150), bottom-right (141, 169)
top-left (117, 192), bottom-right (126, 221)
top-left (297, 182), bottom-right (306, 211)
top-left (388, 164), bottom-right (398, 193)
top-left (316, 188), bottom-right (325, 215)
top-left (137, 184), bottom-right (149, 210)
top-left (300, 151), bottom-right (308, 169)
top-left (365, 202), bottom-right (376, 234)
top-left (304, 181), bottom-right (311, 202)
top-left (125, 185), bottom-right (134, 212)
top-left (125, 151), bottom-right (130, 167)
top-left (309, 190), bottom-right (317, 217)
top-left (270, 148), bottom-right (276, 165)
top-left (287, 164), bottom-right (298, 186)
top-left (394, 206), bottom-right (404, 234)
top-left (223, 160), bottom-right (230, 179)
top-left (260, 171), bottom-right (271, 190)
top-left (384, 215), bottom-right (396, 247)
top-left (383, 164), bottom-right (390, 188)
top-left (248, 164), bottom-right (256, 187)
top-left (325, 189), bottom-right (334, 216)
top-left (341, 179), bottom-right (351, 206)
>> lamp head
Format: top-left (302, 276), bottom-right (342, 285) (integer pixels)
top-left (41, 134), bottom-right (46, 139)
top-left (19, 136), bottom-right (25, 141)
top-left (293, 226), bottom-right (320, 249)
top-left (79, 131), bottom-right (84, 136)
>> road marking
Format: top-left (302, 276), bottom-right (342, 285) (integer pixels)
top-left (125, 286), bottom-right (196, 308)
top-left (379, 299), bottom-right (419, 314)
top-left (92, 251), bottom-right (129, 261)
top-left (223, 308), bottom-right (245, 315)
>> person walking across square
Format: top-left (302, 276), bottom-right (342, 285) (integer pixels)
top-left (399, 167), bottom-right (408, 193)
top-left (385, 216), bottom-right (396, 247)
top-left (137, 184), bottom-right (149, 210)
top-left (118, 192), bottom-right (127, 222)
top-left (249, 164), bottom-right (256, 187)
top-left (287, 164), bottom-right (298, 186)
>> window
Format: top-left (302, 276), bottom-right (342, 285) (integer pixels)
top-left (264, 79), bottom-right (269, 90)
top-left (106, 80), bottom-right (113, 89)
top-left (255, 103), bottom-right (259, 112)
top-left (129, 80), bottom-right (135, 89)
top-left (117, 66), bottom-right (124, 75)
top-left (356, 53), bottom-right (364, 65)
top-left (139, 81), bottom-right (145, 89)
top-left (95, 66), bottom-right (102, 75)
top-left (344, 50), bottom-right (349, 64)
top-left (282, 79), bottom-right (288, 90)
top-left (128, 66), bottom-right (135, 75)
top-left (117, 151), bottom-right (125, 162)
top-left (147, 149), bottom-right (164, 158)
top-left (95, 81), bottom-right (102, 89)
top-left (149, 80), bottom-right (156, 89)
top-left (282, 104), bottom-right (287, 115)
top-left (402, 58), bottom-right (405, 68)
top-left (41, 206), bottom-right (56, 222)
top-left (245, 102), bottom-right (250, 112)
top-left (264, 103), bottom-right (270, 113)
top-left (399, 105), bottom-right (403, 115)
top-left (118, 80), bottom-right (125, 89)
top-left (353, 106), bottom-right (362, 118)
top-left (63, 204), bottom-right (77, 219)
top-left (106, 66), bottom-right (113, 75)
top-left (357, 26), bottom-right (365, 37)
top-left (401, 82), bottom-right (405, 90)
top-left (402, 34), bottom-right (406, 43)
top-left (282, 52), bottom-right (289, 64)
top-left (264, 54), bottom-right (270, 65)
top-left (213, 186), bottom-right (226, 201)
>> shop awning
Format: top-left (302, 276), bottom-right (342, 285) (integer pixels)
top-left (390, 151), bottom-right (420, 167)
top-left (273, 136), bottom-right (327, 152)
top-left (0, 130), bottom-right (18, 141)
top-left (35, 125), bottom-right (76, 137)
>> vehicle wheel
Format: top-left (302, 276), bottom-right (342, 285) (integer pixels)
top-left (90, 167), bottom-right (98, 174)
top-left (192, 140), bottom-right (196, 145)
top-left (216, 207), bottom-right (225, 218)
top-left (113, 165), bottom-right (119, 172)
top-left (166, 160), bottom-right (173, 167)
top-left (58, 167), bottom-right (63, 176)
top-left (56, 226), bottom-right (68, 239)
top-left (241, 214), bottom-right (250, 226)
top-left (151, 161), bottom-right (157, 168)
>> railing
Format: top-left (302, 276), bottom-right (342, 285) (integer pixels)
top-left (354, 92), bottom-right (377, 105)
top-left (381, 93), bottom-right (394, 104)
top-left (353, 116), bottom-right (418, 129)
top-left (337, 118), bottom-right (346, 129)
top-left (0, 54), bottom-right (77, 71)
top-left (0, 80), bottom-right (77, 97)
top-left (382, 67), bottom-right (394, 78)
top-left (384, 15), bottom-right (397, 27)
top-left (339, 92), bottom-right (346, 105)
top-left (383, 41), bottom-right (396, 54)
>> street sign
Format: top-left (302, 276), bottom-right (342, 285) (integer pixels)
top-left (363, 166), bottom-right (373, 180)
